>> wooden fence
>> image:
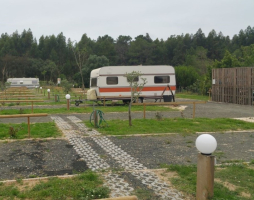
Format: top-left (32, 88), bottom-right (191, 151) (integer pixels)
top-left (212, 67), bottom-right (254, 105)
top-left (0, 100), bottom-right (44, 113)
top-left (0, 113), bottom-right (48, 138)
top-left (132, 101), bottom-right (207, 119)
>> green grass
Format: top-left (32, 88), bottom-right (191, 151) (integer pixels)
top-left (176, 92), bottom-right (209, 101)
top-left (0, 171), bottom-right (109, 200)
top-left (0, 104), bottom-right (174, 115)
top-left (163, 163), bottom-right (252, 200)
top-left (0, 122), bottom-right (61, 139)
top-left (85, 118), bottom-right (254, 135)
top-left (216, 163), bottom-right (254, 198)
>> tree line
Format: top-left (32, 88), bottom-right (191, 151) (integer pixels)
top-left (0, 26), bottom-right (254, 93)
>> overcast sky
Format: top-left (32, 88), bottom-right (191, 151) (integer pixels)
top-left (1, 0), bottom-right (254, 42)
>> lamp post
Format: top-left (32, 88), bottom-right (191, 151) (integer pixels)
top-left (65, 94), bottom-right (70, 110)
top-left (196, 134), bottom-right (217, 200)
top-left (47, 89), bottom-right (50, 99)
top-left (40, 87), bottom-right (42, 94)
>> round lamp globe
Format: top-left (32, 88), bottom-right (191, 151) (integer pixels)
top-left (65, 94), bottom-right (71, 99)
top-left (195, 134), bottom-right (217, 155)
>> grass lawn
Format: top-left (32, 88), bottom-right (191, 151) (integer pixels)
top-left (162, 161), bottom-right (254, 200)
top-left (0, 122), bottom-right (61, 139)
top-left (0, 171), bottom-right (109, 200)
top-left (176, 92), bottom-right (209, 101)
top-left (85, 118), bottom-right (254, 135)
top-left (0, 104), bottom-right (174, 115)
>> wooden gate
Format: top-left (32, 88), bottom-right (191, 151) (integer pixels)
top-left (212, 67), bottom-right (254, 105)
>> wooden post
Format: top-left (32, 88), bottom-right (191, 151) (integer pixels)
top-left (143, 103), bottom-right (146, 119)
top-left (94, 110), bottom-right (98, 127)
top-left (28, 116), bottom-right (30, 138)
top-left (48, 92), bottom-right (50, 99)
top-left (208, 88), bottom-right (211, 101)
top-left (104, 96), bottom-right (105, 107)
top-left (31, 101), bottom-right (34, 113)
top-left (193, 102), bottom-right (196, 119)
top-left (196, 153), bottom-right (215, 200)
top-left (67, 99), bottom-right (70, 110)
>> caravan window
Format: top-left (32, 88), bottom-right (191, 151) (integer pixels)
top-left (107, 77), bottom-right (118, 85)
top-left (154, 76), bottom-right (170, 83)
top-left (91, 78), bottom-right (97, 87)
top-left (127, 76), bottom-right (139, 82)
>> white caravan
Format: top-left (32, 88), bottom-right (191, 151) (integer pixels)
top-left (87, 65), bottom-right (176, 103)
top-left (6, 78), bottom-right (39, 88)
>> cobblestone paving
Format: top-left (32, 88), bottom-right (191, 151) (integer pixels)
top-left (62, 115), bottom-right (183, 200)
top-left (51, 116), bottom-right (134, 198)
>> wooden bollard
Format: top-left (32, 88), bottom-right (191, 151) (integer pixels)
top-left (94, 110), bottom-right (98, 127)
top-left (196, 153), bottom-right (215, 199)
top-left (94, 196), bottom-right (138, 200)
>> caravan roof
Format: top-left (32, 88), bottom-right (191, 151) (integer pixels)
top-left (90, 65), bottom-right (174, 77)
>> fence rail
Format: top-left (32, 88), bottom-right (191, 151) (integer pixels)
top-left (132, 101), bottom-right (207, 119)
top-left (0, 100), bottom-right (44, 113)
top-left (0, 113), bottom-right (48, 138)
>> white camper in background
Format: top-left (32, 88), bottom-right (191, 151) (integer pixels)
top-left (6, 78), bottom-right (39, 88)
top-left (87, 65), bottom-right (176, 103)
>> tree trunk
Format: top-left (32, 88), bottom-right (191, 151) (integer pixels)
top-left (128, 103), bottom-right (132, 126)
top-left (80, 71), bottom-right (85, 90)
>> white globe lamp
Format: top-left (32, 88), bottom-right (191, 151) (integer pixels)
top-left (195, 134), bottom-right (217, 155)
top-left (65, 94), bottom-right (71, 100)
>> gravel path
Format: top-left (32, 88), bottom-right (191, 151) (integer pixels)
top-left (0, 139), bottom-right (87, 180)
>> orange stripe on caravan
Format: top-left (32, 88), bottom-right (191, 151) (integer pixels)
top-left (99, 86), bottom-right (176, 93)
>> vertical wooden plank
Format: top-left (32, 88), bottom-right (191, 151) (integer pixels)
top-left (28, 116), bottom-right (30, 138)
top-left (143, 103), bottom-right (146, 119)
top-left (193, 102), bottom-right (196, 119)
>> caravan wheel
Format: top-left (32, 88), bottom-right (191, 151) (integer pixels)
top-left (123, 100), bottom-right (130, 104)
